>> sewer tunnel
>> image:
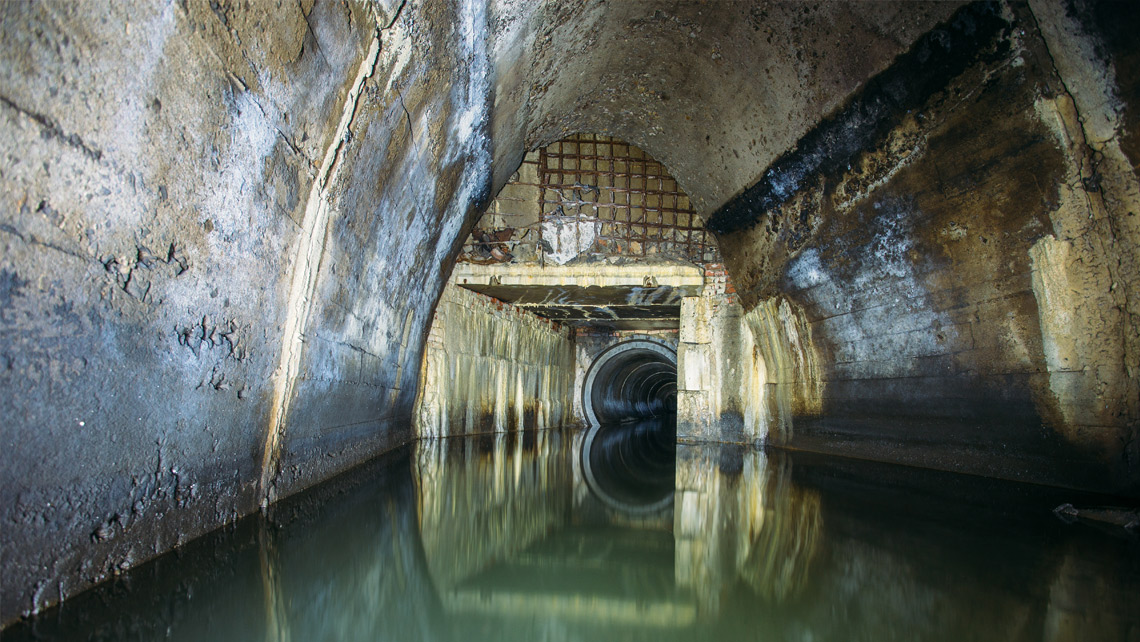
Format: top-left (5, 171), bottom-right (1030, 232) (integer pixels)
top-left (581, 340), bottom-right (678, 512)
top-left (4, 0), bottom-right (1140, 628)
top-left (582, 340), bottom-right (678, 426)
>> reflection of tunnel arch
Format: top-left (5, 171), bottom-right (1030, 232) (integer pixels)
top-left (582, 340), bottom-right (678, 426)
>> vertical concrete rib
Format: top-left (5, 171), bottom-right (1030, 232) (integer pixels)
top-left (259, 31), bottom-right (383, 506)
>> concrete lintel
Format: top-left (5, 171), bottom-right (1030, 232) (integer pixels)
top-left (451, 262), bottom-right (704, 289)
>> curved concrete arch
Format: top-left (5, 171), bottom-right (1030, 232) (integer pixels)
top-left (510, 2), bottom-right (964, 214)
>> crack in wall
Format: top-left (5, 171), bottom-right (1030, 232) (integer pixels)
top-left (0, 222), bottom-right (92, 263)
top-left (258, 19), bottom-right (389, 506)
top-left (0, 94), bottom-right (104, 162)
top-left (1026, 0), bottom-right (1139, 443)
top-left (1026, 4), bottom-right (1110, 227)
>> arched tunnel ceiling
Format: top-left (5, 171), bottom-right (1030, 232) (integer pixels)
top-left (490, 0), bottom-right (966, 215)
top-left (3, 0), bottom-right (1138, 626)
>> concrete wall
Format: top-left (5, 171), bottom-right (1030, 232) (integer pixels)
top-left (415, 283), bottom-right (576, 437)
top-left (712, 2), bottom-right (1140, 494)
top-left (1, 0), bottom-right (369, 621)
top-left (676, 267), bottom-right (771, 444)
top-left (0, 0), bottom-right (503, 622)
top-left (740, 297), bottom-right (824, 446)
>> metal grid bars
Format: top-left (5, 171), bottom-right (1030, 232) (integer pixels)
top-left (458, 134), bottom-right (720, 266)
top-left (459, 153), bottom-right (544, 264)
top-left (538, 135), bottom-right (719, 264)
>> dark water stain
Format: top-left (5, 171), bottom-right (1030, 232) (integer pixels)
top-left (708, 1), bottom-right (1011, 235)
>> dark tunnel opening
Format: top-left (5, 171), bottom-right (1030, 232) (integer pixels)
top-left (581, 341), bottom-right (678, 513)
top-left (584, 342), bottom-right (678, 425)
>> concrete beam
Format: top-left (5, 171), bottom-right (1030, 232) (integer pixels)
top-left (452, 262), bottom-right (704, 289)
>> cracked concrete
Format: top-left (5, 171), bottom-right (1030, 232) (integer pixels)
top-left (260, 20), bottom-right (385, 507)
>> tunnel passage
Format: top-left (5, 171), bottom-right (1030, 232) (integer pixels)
top-left (581, 340), bottom-right (678, 513)
top-left (582, 340), bottom-right (678, 426)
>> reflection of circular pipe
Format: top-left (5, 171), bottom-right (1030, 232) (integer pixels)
top-left (581, 418), bottom-right (676, 514)
top-left (582, 340), bottom-right (678, 426)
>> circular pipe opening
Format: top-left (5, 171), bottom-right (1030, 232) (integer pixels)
top-left (580, 340), bottom-right (678, 513)
top-left (582, 341), bottom-right (678, 426)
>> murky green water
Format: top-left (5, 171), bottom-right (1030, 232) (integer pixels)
top-left (6, 427), bottom-right (1139, 641)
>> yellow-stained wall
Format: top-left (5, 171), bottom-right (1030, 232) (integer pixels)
top-left (415, 283), bottom-right (577, 438)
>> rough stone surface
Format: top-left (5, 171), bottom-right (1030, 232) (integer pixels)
top-left (519, 1), bottom-right (964, 213)
top-left (0, 0), bottom-right (499, 622)
top-left (713, 1), bottom-right (1140, 494)
top-left (1, 0), bottom-right (376, 622)
top-left (740, 296), bottom-right (823, 445)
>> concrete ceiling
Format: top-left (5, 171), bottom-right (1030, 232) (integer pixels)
top-left (491, 0), bottom-right (967, 215)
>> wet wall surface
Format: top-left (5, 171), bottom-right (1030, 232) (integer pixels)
top-left (1, 0), bottom-right (495, 621)
top-left (5, 428), bottom-right (1137, 642)
top-left (710, 0), bottom-right (1140, 495)
top-left (416, 283), bottom-right (576, 438)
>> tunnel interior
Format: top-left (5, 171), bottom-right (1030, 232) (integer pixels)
top-left (580, 340), bottom-right (679, 512)
top-left (2, 0), bottom-right (1140, 630)
top-left (584, 342), bottom-right (678, 426)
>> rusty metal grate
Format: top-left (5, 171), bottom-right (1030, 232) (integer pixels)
top-left (540, 135), bottom-right (719, 263)
top-left (460, 134), bottom-right (719, 265)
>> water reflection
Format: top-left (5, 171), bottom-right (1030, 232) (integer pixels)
top-left (674, 444), bottom-right (822, 615)
top-left (6, 432), bottom-right (1139, 641)
top-left (416, 430), bottom-right (572, 592)
top-left (582, 418), bottom-right (676, 514)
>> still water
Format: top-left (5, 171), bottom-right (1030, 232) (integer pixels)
top-left (6, 423), bottom-right (1140, 641)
